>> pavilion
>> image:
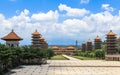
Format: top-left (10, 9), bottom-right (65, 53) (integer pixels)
top-left (1, 29), bottom-right (23, 47)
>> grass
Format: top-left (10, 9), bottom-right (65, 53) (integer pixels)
top-left (72, 56), bottom-right (97, 60)
top-left (51, 55), bottom-right (68, 60)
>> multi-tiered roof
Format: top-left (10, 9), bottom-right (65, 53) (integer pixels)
top-left (87, 39), bottom-right (92, 51)
top-left (106, 30), bottom-right (117, 54)
top-left (82, 41), bottom-right (86, 52)
top-left (32, 30), bottom-right (48, 48)
top-left (94, 35), bottom-right (101, 49)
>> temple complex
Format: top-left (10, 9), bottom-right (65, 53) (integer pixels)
top-left (1, 29), bottom-right (23, 47)
top-left (82, 41), bottom-right (86, 52)
top-left (106, 30), bottom-right (117, 54)
top-left (87, 39), bottom-right (92, 51)
top-left (94, 36), bottom-right (102, 50)
top-left (51, 46), bottom-right (78, 55)
top-left (31, 30), bottom-right (48, 48)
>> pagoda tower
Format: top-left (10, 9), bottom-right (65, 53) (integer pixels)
top-left (87, 39), bottom-right (92, 51)
top-left (39, 37), bottom-right (48, 48)
top-left (82, 41), bottom-right (86, 52)
top-left (106, 30), bottom-right (117, 54)
top-left (32, 30), bottom-right (41, 47)
top-left (32, 30), bottom-right (48, 48)
top-left (94, 36), bottom-right (102, 50)
top-left (1, 29), bottom-right (23, 47)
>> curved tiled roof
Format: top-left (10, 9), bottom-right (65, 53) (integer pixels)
top-left (32, 30), bottom-right (40, 35)
top-left (40, 37), bottom-right (45, 41)
top-left (87, 39), bottom-right (92, 42)
top-left (107, 30), bottom-right (116, 36)
top-left (52, 46), bottom-right (59, 49)
top-left (95, 35), bottom-right (101, 40)
top-left (67, 46), bottom-right (75, 49)
top-left (1, 29), bottom-right (23, 40)
top-left (82, 41), bottom-right (86, 44)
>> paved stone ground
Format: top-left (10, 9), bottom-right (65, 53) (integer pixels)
top-left (6, 55), bottom-right (120, 75)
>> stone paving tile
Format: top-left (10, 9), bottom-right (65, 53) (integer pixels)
top-left (5, 55), bottom-right (120, 75)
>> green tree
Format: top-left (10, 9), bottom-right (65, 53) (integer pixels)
top-left (95, 49), bottom-right (105, 59)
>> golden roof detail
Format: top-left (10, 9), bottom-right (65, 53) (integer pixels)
top-left (107, 30), bottom-right (116, 36)
top-left (52, 46), bottom-right (59, 49)
top-left (32, 30), bottom-right (40, 35)
top-left (95, 35), bottom-right (101, 40)
top-left (67, 46), bottom-right (74, 49)
top-left (82, 41), bottom-right (86, 44)
top-left (87, 39), bottom-right (92, 42)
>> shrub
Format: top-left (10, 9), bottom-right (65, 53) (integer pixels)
top-left (89, 52), bottom-right (95, 58)
top-left (95, 49), bottom-right (105, 58)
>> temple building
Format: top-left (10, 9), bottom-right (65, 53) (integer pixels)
top-left (31, 30), bottom-right (48, 48)
top-left (82, 41), bottom-right (86, 52)
top-left (32, 30), bottom-right (41, 47)
top-left (51, 45), bottom-right (78, 55)
top-left (52, 46), bottom-right (61, 54)
top-left (1, 29), bottom-right (23, 47)
top-left (67, 46), bottom-right (75, 50)
top-left (87, 39), bottom-right (92, 51)
top-left (106, 30), bottom-right (117, 54)
top-left (94, 36), bottom-right (102, 50)
top-left (52, 46), bottom-right (59, 50)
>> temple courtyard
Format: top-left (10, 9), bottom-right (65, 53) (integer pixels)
top-left (6, 55), bottom-right (120, 75)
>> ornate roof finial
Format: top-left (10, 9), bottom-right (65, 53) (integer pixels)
top-left (110, 30), bottom-right (112, 32)
top-left (12, 29), bottom-right (14, 32)
top-left (35, 29), bottom-right (37, 32)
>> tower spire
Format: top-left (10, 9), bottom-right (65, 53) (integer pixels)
top-left (75, 40), bottom-right (78, 47)
top-left (35, 29), bottom-right (37, 32)
top-left (12, 29), bottom-right (14, 32)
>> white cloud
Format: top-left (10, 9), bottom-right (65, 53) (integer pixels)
top-left (58, 4), bottom-right (89, 17)
top-left (0, 5), bottom-right (120, 45)
top-left (102, 4), bottom-right (114, 12)
top-left (80, 0), bottom-right (89, 4)
top-left (31, 10), bottom-right (58, 23)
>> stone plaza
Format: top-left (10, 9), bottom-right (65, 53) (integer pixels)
top-left (6, 55), bottom-right (120, 75)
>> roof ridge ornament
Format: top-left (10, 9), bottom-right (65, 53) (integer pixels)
top-left (12, 29), bottom-right (14, 32)
top-left (35, 29), bottom-right (37, 32)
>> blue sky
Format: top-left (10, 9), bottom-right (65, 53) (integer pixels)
top-left (0, 0), bottom-right (120, 45)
